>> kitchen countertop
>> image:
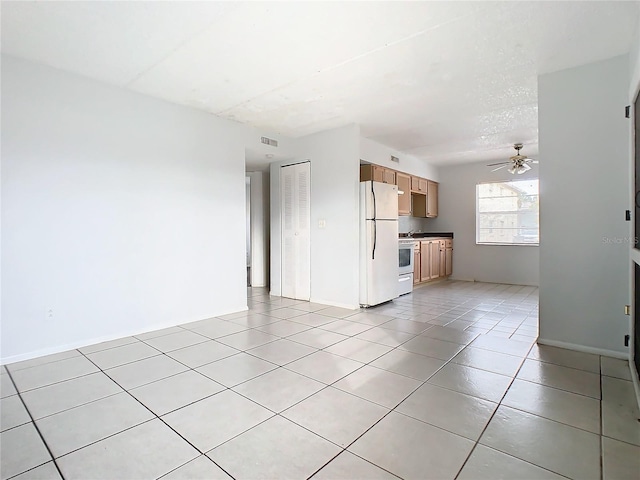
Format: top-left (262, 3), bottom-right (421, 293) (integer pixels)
top-left (398, 232), bottom-right (454, 239)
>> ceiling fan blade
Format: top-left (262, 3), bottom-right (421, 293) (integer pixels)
top-left (491, 164), bottom-right (510, 172)
top-left (487, 161), bottom-right (510, 166)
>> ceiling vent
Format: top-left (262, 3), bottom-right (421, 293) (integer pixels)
top-left (261, 136), bottom-right (278, 147)
top-left (391, 155), bottom-right (399, 163)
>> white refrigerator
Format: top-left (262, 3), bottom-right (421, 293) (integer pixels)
top-left (359, 181), bottom-right (399, 307)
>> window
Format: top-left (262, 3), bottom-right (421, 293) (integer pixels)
top-left (476, 179), bottom-right (539, 245)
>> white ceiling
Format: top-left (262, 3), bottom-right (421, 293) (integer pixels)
top-left (2, 1), bottom-right (638, 166)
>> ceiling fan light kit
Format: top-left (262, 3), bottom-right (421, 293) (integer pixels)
top-left (488, 143), bottom-right (538, 174)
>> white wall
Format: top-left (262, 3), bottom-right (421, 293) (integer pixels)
top-left (1, 56), bottom-right (252, 363)
top-left (248, 171), bottom-right (269, 287)
top-left (360, 137), bottom-right (439, 181)
top-left (426, 162), bottom-right (539, 286)
top-left (271, 124), bottom-right (361, 308)
top-left (538, 55), bottom-right (630, 356)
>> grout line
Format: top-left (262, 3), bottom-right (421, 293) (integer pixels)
top-left (4, 369), bottom-right (66, 480)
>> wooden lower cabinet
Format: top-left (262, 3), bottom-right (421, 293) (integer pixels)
top-left (413, 238), bottom-right (453, 286)
top-left (413, 242), bottom-right (421, 285)
top-left (420, 241), bottom-right (431, 282)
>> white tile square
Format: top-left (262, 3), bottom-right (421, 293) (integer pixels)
top-left (0, 373), bottom-right (18, 398)
top-left (319, 319), bottom-right (373, 336)
top-left (10, 356), bottom-right (99, 392)
top-left (324, 338), bottom-right (392, 363)
top-left (36, 392), bottom-right (153, 457)
top-left (208, 415), bottom-right (340, 479)
top-left (255, 319), bottom-right (312, 337)
top-left (333, 364), bottom-right (421, 408)
top-left (282, 386), bottom-right (388, 446)
top-left (86, 342), bottom-right (160, 370)
top-left (142, 330), bottom-right (209, 353)
top-left (451, 346), bottom-right (524, 377)
top-left (181, 318), bottom-right (248, 339)
top-left (7, 350), bottom-right (81, 372)
top-left (349, 411), bottom-right (474, 480)
top-left (397, 383), bottom-right (498, 441)
top-left (162, 390), bottom-right (273, 452)
top-left (246, 338), bottom-right (317, 365)
top-left (345, 311), bottom-right (395, 326)
top-left (11, 461), bottom-right (63, 480)
top-left (20, 372), bottom-right (122, 420)
top-left (196, 353), bottom-right (277, 387)
top-left (285, 351), bottom-right (363, 384)
top-left (129, 370), bottom-right (224, 416)
top-left (1, 395), bottom-right (31, 432)
top-left (233, 368), bottom-right (325, 412)
top-left (420, 325), bottom-right (479, 345)
top-left (399, 336), bottom-right (465, 361)
top-left (517, 358), bottom-right (600, 398)
top-left (457, 444), bottom-right (564, 480)
top-left (601, 376), bottom-right (640, 446)
top-left (288, 328), bottom-right (348, 349)
top-left (480, 406), bottom-right (600, 479)
top-left (57, 419), bottom-right (199, 479)
top-left (316, 306), bottom-right (359, 319)
top-left (216, 330), bottom-right (278, 350)
top-left (166, 340), bottom-right (239, 368)
top-left (78, 336), bottom-right (139, 354)
top-left (355, 326), bottom-right (415, 347)
top-left (370, 349), bottom-right (445, 381)
top-left (428, 363), bottom-right (512, 403)
top-left (602, 436), bottom-right (640, 480)
top-left (105, 354), bottom-right (188, 390)
top-left (470, 335), bottom-right (533, 357)
top-left (600, 356), bottom-right (632, 380)
top-left (163, 455), bottom-right (232, 480)
top-left (259, 307), bottom-right (307, 320)
top-left (502, 379), bottom-right (600, 433)
top-left (528, 344), bottom-right (600, 373)
top-left (0, 423), bottom-right (52, 480)
top-left (312, 451), bottom-right (398, 480)
top-left (379, 318), bottom-right (430, 334)
top-left (135, 326), bottom-right (185, 341)
top-left (289, 312), bottom-right (337, 327)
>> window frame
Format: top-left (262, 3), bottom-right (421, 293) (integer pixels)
top-left (475, 179), bottom-right (539, 247)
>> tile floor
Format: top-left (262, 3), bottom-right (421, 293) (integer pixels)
top-left (1, 280), bottom-right (640, 479)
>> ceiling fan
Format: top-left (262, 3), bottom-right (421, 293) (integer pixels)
top-left (487, 143), bottom-right (538, 174)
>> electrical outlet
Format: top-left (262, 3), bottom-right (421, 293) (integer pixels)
top-left (318, 219), bottom-right (326, 229)
top-left (47, 309), bottom-right (53, 318)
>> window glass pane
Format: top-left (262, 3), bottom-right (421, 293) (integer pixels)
top-left (476, 179), bottom-right (539, 245)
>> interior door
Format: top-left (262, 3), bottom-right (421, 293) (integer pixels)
top-left (281, 162), bottom-right (311, 300)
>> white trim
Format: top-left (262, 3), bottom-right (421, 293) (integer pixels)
top-left (537, 338), bottom-right (627, 359)
top-left (1, 305), bottom-right (248, 366)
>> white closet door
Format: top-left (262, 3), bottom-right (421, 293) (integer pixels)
top-left (281, 162), bottom-right (310, 300)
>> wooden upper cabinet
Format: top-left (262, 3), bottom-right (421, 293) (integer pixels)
top-left (411, 176), bottom-right (428, 194)
top-left (360, 164), bottom-right (395, 184)
top-left (427, 181), bottom-right (438, 217)
top-left (396, 172), bottom-right (411, 215)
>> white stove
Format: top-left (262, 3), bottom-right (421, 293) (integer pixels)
top-left (398, 239), bottom-right (414, 295)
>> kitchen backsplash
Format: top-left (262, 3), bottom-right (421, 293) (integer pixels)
top-left (398, 215), bottom-right (432, 234)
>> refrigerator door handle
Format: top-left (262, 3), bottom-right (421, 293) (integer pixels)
top-left (372, 219), bottom-right (377, 260)
top-left (371, 181), bottom-right (376, 220)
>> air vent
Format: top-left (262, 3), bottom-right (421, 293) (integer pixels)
top-left (261, 136), bottom-right (278, 147)
top-left (391, 155), bottom-right (399, 163)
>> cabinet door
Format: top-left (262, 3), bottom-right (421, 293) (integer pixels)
top-left (396, 173), bottom-right (411, 215)
top-left (420, 241), bottom-right (430, 282)
top-left (413, 246), bottom-right (421, 284)
top-left (427, 181), bottom-right (438, 217)
top-left (430, 241), bottom-right (440, 279)
top-left (439, 240), bottom-right (446, 277)
top-left (412, 193), bottom-right (427, 218)
top-left (383, 168), bottom-right (396, 184)
top-left (419, 178), bottom-right (428, 193)
top-left (373, 166), bottom-right (385, 183)
top-left (445, 247), bottom-right (453, 276)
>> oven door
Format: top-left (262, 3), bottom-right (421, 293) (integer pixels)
top-left (399, 242), bottom-right (414, 274)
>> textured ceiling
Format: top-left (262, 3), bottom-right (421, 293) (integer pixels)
top-left (2, 1), bottom-right (638, 165)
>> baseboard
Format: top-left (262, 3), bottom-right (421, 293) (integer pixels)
top-left (1, 304), bottom-right (248, 366)
top-left (537, 338), bottom-right (628, 359)
top-left (630, 360), bottom-right (640, 411)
